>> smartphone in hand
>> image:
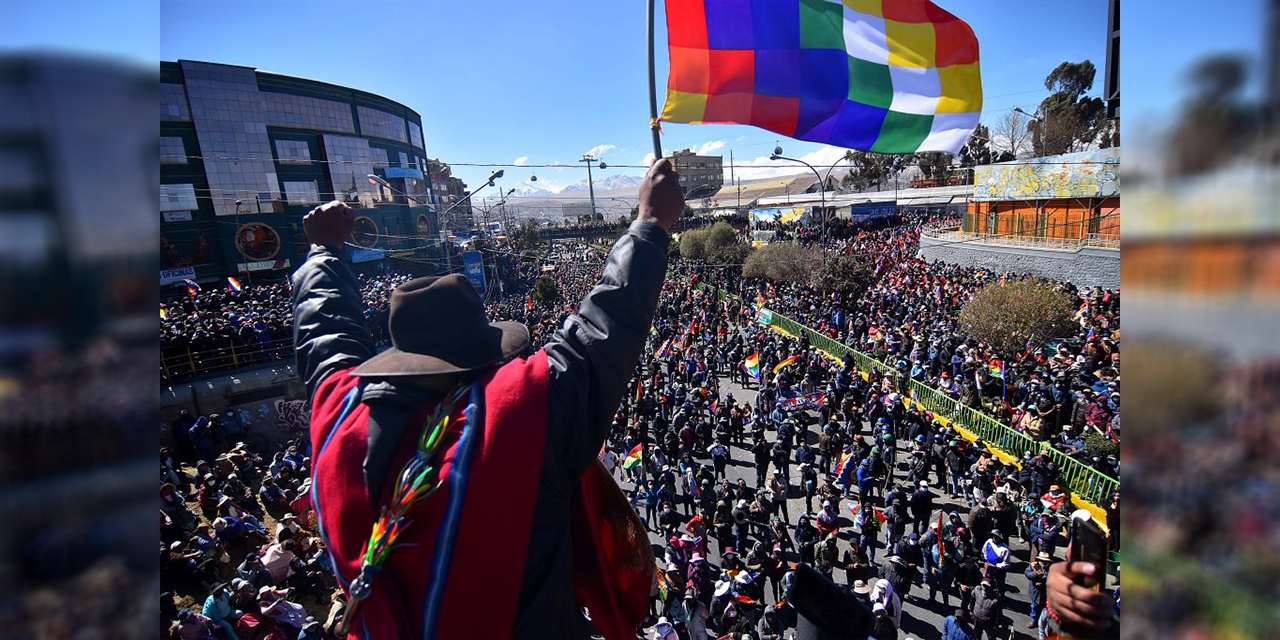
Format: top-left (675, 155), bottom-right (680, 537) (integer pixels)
top-left (1068, 509), bottom-right (1106, 591)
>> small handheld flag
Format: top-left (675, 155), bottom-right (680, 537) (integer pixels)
top-left (183, 279), bottom-right (201, 297)
top-left (742, 352), bottom-right (761, 380)
top-left (988, 359), bottom-right (1004, 379)
top-left (227, 276), bottom-right (243, 293)
top-left (622, 444), bottom-right (643, 470)
top-left (833, 451), bottom-right (853, 481)
top-left (160, 306), bottom-right (169, 320)
top-left (773, 355), bottom-right (799, 375)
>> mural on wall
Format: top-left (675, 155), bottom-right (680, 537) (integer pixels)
top-left (973, 148), bottom-right (1119, 202)
top-left (274, 398), bottom-right (310, 435)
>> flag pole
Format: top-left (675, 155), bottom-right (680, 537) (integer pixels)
top-left (647, 0), bottom-right (664, 161)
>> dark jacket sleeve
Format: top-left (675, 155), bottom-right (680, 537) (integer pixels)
top-left (292, 244), bottom-right (376, 398)
top-left (542, 220), bottom-right (670, 495)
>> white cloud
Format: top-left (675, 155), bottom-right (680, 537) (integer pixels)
top-left (550, 160), bottom-right (566, 171)
top-left (641, 152), bottom-right (656, 166)
top-left (696, 140), bottom-right (727, 155)
top-left (585, 143), bottom-right (616, 158)
top-left (512, 156), bottom-right (528, 166)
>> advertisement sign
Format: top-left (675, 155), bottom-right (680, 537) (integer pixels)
top-left (349, 247), bottom-right (385, 263)
top-left (384, 166), bottom-right (425, 180)
top-left (160, 267), bottom-right (196, 285)
top-left (461, 250), bottom-right (486, 296)
top-left (162, 211), bottom-right (193, 223)
top-left (236, 259), bottom-right (291, 272)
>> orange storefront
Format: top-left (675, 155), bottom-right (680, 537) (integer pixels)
top-left (964, 149), bottom-right (1120, 244)
top-left (962, 197), bottom-right (1119, 242)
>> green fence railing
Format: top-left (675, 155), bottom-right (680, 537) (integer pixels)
top-left (698, 282), bottom-right (1119, 517)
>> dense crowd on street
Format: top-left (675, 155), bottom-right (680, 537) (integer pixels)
top-left (160, 213), bottom-right (1117, 639)
top-left (161, 272), bottom-right (413, 380)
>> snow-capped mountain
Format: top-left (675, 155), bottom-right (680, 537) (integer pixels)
top-left (510, 181), bottom-right (552, 197)
top-left (557, 174), bottom-right (644, 194)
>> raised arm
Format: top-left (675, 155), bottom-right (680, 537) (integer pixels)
top-left (291, 201), bottom-right (376, 397)
top-left (543, 159), bottom-right (684, 491)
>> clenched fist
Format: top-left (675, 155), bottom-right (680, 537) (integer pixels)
top-left (637, 157), bottom-right (684, 232)
top-left (303, 200), bottom-right (354, 249)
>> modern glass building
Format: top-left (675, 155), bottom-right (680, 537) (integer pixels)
top-left (160, 60), bottom-right (439, 286)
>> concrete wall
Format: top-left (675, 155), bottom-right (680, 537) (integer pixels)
top-left (161, 364), bottom-right (309, 450)
top-left (919, 234), bottom-right (1119, 288)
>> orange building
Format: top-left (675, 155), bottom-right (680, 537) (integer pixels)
top-left (963, 149), bottom-right (1120, 246)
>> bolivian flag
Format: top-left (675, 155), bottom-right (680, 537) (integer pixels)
top-left (622, 444), bottom-right (643, 470)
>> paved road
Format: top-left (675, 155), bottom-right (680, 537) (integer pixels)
top-left (618, 371), bottom-right (1042, 640)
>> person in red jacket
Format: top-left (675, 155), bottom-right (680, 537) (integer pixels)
top-left (295, 159), bottom-right (684, 639)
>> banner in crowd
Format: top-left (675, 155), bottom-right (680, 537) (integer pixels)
top-left (778, 391), bottom-right (826, 410)
top-left (754, 307), bottom-right (773, 325)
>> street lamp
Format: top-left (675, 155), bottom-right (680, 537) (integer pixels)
top-left (232, 199), bottom-right (253, 285)
top-left (769, 146), bottom-right (829, 249)
top-left (1014, 106), bottom-right (1050, 155)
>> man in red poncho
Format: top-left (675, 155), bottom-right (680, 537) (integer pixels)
top-left (294, 160), bottom-right (684, 639)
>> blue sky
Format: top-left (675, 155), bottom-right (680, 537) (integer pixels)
top-left (154, 0), bottom-right (1111, 192)
top-left (13, 0), bottom-right (1267, 194)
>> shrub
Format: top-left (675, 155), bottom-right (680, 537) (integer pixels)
top-left (810, 255), bottom-right (873, 299)
top-left (958, 277), bottom-right (1075, 358)
top-left (742, 242), bottom-right (822, 284)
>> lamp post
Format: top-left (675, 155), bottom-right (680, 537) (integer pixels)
top-left (233, 199), bottom-right (253, 285)
top-left (580, 154), bottom-right (608, 222)
top-left (1014, 106), bottom-right (1048, 155)
top-left (769, 146), bottom-right (829, 249)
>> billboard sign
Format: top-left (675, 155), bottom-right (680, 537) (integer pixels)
top-left (160, 266), bottom-right (196, 285)
top-left (461, 250), bottom-right (486, 297)
top-left (384, 166), bottom-right (424, 180)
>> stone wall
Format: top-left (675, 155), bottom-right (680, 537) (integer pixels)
top-left (919, 234), bottom-right (1119, 288)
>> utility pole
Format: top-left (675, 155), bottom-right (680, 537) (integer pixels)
top-left (581, 154), bottom-right (599, 221)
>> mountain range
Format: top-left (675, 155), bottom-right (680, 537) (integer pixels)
top-left (509, 174), bottom-right (645, 197)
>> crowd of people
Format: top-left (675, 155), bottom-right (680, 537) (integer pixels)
top-left (161, 272), bottom-right (413, 381)
top-left (160, 212), bottom-right (1118, 639)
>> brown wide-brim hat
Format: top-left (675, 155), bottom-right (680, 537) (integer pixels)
top-left (352, 274), bottom-right (530, 377)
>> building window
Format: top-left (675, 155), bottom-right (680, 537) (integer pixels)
top-left (369, 147), bottom-right (389, 168)
top-left (160, 137), bottom-right (188, 164)
top-left (283, 181), bottom-right (320, 205)
top-left (408, 121), bottom-right (424, 150)
top-left (357, 106), bottom-right (407, 143)
top-left (160, 183), bottom-right (198, 211)
top-left (274, 139), bottom-right (312, 164)
top-left (260, 91), bottom-right (355, 133)
top-left (161, 83), bottom-right (190, 121)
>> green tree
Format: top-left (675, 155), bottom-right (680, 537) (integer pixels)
top-left (531, 275), bottom-right (558, 302)
top-left (680, 222), bottom-right (745, 263)
top-left (742, 242), bottom-right (822, 284)
top-left (958, 123), bottom-right (993, 167)
top-left (1030, 61), bottom-right (1106, 156)
top-left (511, 219), bottom-right (543, 251)
top-left (957, 278), bottom-right (1076, 358)
top-left (809, 255), bottom-right (873, 298)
